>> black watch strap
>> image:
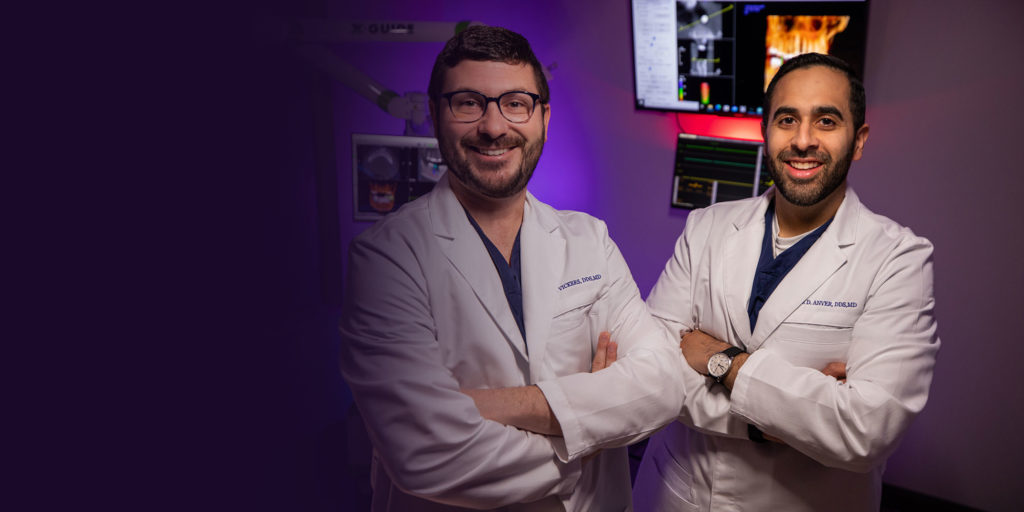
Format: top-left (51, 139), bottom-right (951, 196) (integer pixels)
top-left (721, 346), bottom-right (744, 359)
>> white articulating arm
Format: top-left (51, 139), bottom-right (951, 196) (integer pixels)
top-left (286, 19), bottom-right (482, 136)
top-left (286, 19), bottom-right (481, 43)
top-left (284, 19), bottom-right (553, 136)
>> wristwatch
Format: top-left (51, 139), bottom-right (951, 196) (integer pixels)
top-left (707, 346), bottom-right (745, 383)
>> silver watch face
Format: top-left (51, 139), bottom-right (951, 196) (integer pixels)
top-left (708, 352), bottom-right (732, 378)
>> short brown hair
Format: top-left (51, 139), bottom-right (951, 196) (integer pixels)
top-left (427, 25), bottom-right (549, 105)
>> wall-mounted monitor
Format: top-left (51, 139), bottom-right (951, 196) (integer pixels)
top-left (631, 0), bottom-right (870, 118)
top-left (672, 133), bottom-right (773, 209)
top-left (352, 134), bottom-right (446, 220)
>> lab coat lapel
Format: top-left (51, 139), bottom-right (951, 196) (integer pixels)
top-left (520, 194), bottom-right (564, 384)
top-left (721, 195), bottom-right (770, 347)
top-left (746, 191), bottom-right (859, 351)
top-left (429, 175), bottom-right (529, 359)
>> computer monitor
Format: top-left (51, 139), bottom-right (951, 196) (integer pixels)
top-left (672, 133), bottom-right (773, 209)
top-left (352, 134), bottom-right (446, 220)
top-left (631, 0), bottom-right (870, 117)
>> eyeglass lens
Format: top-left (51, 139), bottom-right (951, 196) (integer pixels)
top-left (448, 92), bottom-right (535, 123)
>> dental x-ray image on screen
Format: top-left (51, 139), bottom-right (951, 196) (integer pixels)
top-left (631, 0), bottom-right (869, 117)
top-left (352, 134), bottom-right (446, 221)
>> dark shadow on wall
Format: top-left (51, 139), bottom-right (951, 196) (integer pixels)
top-left (881, 484), bottom-right (984, 512)
top-left (311, 406), bottom-right (373, 511)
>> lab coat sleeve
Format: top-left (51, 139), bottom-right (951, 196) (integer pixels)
top-left (644, 208), bottom-right (751, 440)
top-left (730, 235), bottom-right (940, 473)
top-left (339, 234), bottom-right (582, 508)
top-left (536, 221), bottom-right (690, 460)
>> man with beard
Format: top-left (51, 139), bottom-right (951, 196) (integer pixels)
top-left (340, 26), bottom-right (687, 511)
top-left (632, 53), bottom-right (941, 511)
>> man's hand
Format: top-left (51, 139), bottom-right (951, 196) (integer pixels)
top-left (591, 331), bottom-right (618, 372)
top-left (680, 329), bottom-right (749, 390)
top-left (581, 331), bottom-right (618, 465)
top-left (821, 361), bottom-right (847, 382)
top-left (679, 329), bottom-right (731, 375)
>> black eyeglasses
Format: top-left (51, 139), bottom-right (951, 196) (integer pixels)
top-left (440, 90), bottom-right (543, 124)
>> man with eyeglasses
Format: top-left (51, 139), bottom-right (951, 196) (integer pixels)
top-left (340, 26), bottom-right (688, 511)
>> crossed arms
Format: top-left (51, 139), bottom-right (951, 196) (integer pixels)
top-left (340, 221), bottom-right (687, 507)
top-left (646, 207), bottom-right (940, 472)
top-left (462, 333), bottom-right (619, 436)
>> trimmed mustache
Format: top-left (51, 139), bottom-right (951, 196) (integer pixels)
top-left (778, 148), bottom-right (831, 162)
top-left (461, 134), bottom-right (526, 150)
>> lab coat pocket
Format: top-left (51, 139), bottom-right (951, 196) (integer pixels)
top-left (544, 302), bottom-right (595, 374)
top-left (769, 322), bottom-right (852, 369)
top-left (634, 438), bottom-right (698, 510)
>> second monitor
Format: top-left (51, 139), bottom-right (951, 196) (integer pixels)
top-left (672, 133), bottom-right (772, 209)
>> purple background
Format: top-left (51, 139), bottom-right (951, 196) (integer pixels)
top-left (261, 0), bottom-right (1024, 510)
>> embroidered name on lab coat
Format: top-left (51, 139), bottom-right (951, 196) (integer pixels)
top-left (802, 299), bottom-right (858, 308)
top-left (558, 274), bottom-right (602, 291)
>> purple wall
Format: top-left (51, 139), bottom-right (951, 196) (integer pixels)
top-left (330, 1), bottom-right (1024, 510)
top-left (852, 2), bottom-right (1024, 510)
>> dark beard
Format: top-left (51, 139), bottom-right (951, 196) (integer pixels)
top-left (768, 143), bottom-right (854, 207)
top-left (439, 126), bottom-right (545, 199)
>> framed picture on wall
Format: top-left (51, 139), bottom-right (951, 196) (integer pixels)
top-left (351, 133), bottom-right (447, 221)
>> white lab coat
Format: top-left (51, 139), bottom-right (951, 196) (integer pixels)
top-left (340, 173), bottom-right (687, 511)
top-left (631, 188), bottom-right (940, 511)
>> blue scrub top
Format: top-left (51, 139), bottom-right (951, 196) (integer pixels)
top-left (465, 210), bottom-right (527, 348)
top-left (747, 201), bottom-right (834, 332)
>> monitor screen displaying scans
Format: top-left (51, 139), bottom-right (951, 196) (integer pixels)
top-left (672, 133), bottom-right (773, 209)
top-left (631, 0), bottom-right (870, 117)
top-left (352, 134), bottom-right (446, 220)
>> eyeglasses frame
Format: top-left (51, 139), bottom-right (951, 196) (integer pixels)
top-left (440, 90), bottom-right (544, 124)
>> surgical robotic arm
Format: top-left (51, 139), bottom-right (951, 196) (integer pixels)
top-left (284, 19), bottom-right (485, 136)
top-left (280, 19), bottom-right (554, 137)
